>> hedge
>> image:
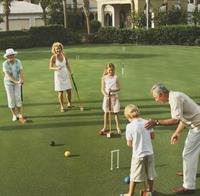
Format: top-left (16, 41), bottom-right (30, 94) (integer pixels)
top-left (1, 25), bottom-right (200, 50)
top-left (87, 26), bottom-right (200, 46)
top-left (0, 35), bottom-right (33, 49)
top-left (0, 30), bottom-right (29, 38)
top-left (0, 25), bottom-right (81, 50)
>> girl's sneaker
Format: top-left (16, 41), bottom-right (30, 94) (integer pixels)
top-left (106, 131), bottom-right (113, 138)
top-left (117, 129), bottom-right (122, 135)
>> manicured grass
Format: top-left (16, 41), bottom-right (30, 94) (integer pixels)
top-left (0, 44), bottom-right (200, 196)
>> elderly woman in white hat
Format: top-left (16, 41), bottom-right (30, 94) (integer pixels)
top-left (2, 48), bottom-right (26, 123)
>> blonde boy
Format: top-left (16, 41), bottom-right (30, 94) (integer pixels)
top-left (122, 104), bottom-right (156, 196)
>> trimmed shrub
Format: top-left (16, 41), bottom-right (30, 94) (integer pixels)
top-left (90, 20), bottom-right (101, 33)
top-left (195, 38), bottom-right (200, 46)
top-left (29, 25), bottom-right (72, 46)
top-left (68, 11), bottom-right (84, 30)
top-left (0, 25), bottom-right (81, 49)
top-left (0, 30), bottom-right (29, 38)
top-left (87, 26), bottom-right (200, 46)
top-left (0, 35), bottom-right (33, 49)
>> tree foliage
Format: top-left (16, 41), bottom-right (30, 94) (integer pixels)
top-left (47, 0), bottom-right (64, 25)
top-left (2, 0), bottom-right (11, 31)
top-left (83, 0), bottom-right (91, 34)
top-left (40, 0), bottom-right (50, 25)
top-left (155, 5), bottom-right (187, 26)
top-left (192, 8), bottom-right (200, 26)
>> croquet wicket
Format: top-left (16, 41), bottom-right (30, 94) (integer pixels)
top-left (110, 149), bottom-right (120, 171)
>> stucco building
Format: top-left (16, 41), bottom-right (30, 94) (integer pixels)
top-left (0, 0), bottom-right (199, 31)
top-left (0, 0), bottom-right (44, 31)
top-left (97, 0), bottom-right (198, 28)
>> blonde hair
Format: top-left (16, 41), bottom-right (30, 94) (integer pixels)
top-left (51, 42), bottom-right (64, 54)
top-left (124, 104), bottom-right (140, 119)
top-left (103, 63), bottom-right (115, 76)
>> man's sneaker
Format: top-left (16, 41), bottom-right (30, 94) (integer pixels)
top-left (17, 114), bottom-right (27, 124)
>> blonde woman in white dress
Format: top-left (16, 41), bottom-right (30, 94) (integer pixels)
top-left (49, 42), bottom-right (72, 112)
top-left (99, 63), bottom-right (121, 136)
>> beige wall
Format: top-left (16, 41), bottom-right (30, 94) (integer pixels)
top-left (9, 18), bottom-right (30, 30)
top-left (35, 18), bottom-right (44, 27)
top-left (0, 14), bottom-right (44, 31)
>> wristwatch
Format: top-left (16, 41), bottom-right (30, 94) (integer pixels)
top-left (155, 120), bottom-right (160, 125)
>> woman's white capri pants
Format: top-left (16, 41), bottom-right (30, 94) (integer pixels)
top-left (4, 83), bottom-right (22, 109)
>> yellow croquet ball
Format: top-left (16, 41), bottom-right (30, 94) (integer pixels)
top-left (64, 151), bottom-right (71, 157)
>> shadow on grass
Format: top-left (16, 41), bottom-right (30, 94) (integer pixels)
top-left (155, 164), bottom-right (167, 168)
top-left (1, 96), bottom-right (198, 108)
top-left (24, 109), bottom-right (169, 119)
top-left (119, 166), bottom-right (130, 170)
top-left (0, 120), bottom-right (178, 132)
top-left (20, 52), bottom-right (165, 61)
top-left (52, 144), bottom-right (65, 147)
top-left (154, 189), bottom-right (200, 196)
top-left (109, 133), bottom-right (122, 139)
top-left (70, 154), bottom-right (80, 158)
top-left (0, 120), bottom-right (105, 131)
top-left (153, 191), bottom-right (173, 196)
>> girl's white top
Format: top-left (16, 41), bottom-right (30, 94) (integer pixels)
top-left (126, 118), bottom-right (154, 158)
top-left (103, 75), bottom-right (118, 94)
top-left (54, 56), bottom-right (71, 91)
top-left (102, 74), bottom-right (120, 113)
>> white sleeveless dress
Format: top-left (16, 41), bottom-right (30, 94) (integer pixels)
top-left (54, 56), bottom-right (72, 91)
top-left (102, 75), bottom-right (120, 113)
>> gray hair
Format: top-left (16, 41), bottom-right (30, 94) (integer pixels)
top-left (151, 83), bottom-right (169, 95)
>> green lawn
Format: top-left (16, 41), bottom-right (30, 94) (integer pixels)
top-left (0, 44), bottom-right (200, 196)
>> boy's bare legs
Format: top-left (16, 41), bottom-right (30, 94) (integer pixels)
top-left (58, 91), bottom-right (64, 111)
top-left (114, 113), bottom-right (121, 134)
top-left (123, 181), bottom-right (136, 196)
top-left (147, 180), bottom-right (154, 193)
top-left (66, 89), bottom-right (72, 107)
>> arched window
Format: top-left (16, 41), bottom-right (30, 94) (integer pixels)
top-left (105, 13), bottom-right (112, 26)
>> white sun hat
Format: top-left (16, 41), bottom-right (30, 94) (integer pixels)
top-left (3, 48), bottom-right (18, 58)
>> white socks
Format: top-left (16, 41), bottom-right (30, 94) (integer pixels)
top-left (12, 115), bottom-right (17, 122)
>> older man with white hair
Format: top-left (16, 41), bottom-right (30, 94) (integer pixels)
top-left (145, 83), bottom-right (200, 194)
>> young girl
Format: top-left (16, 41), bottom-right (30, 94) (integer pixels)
top-left (99, 63), bottom-right (121, 135)
top-left (49, 42), bottom-right (72, 112)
